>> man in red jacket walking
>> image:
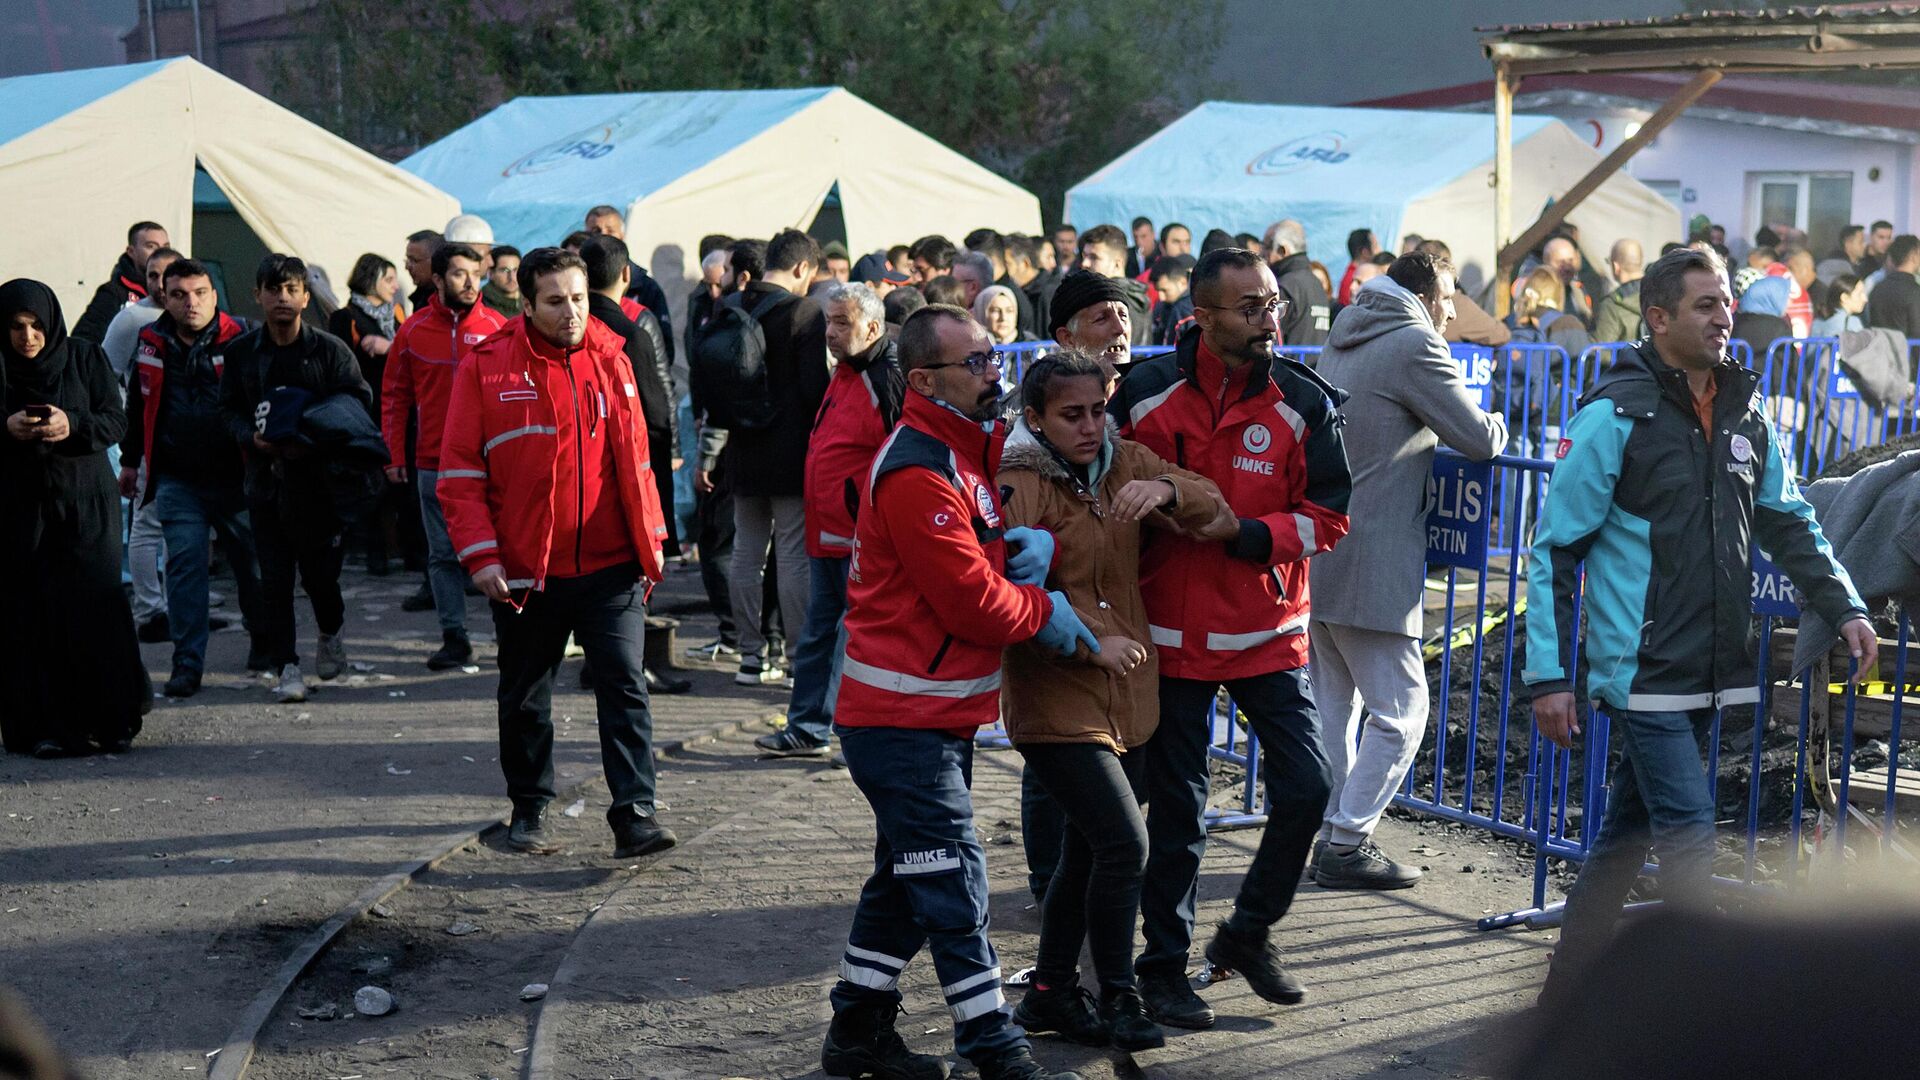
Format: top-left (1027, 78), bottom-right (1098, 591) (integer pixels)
top-left (1110, 247), bottom-right (1352, 1027)
top-left (382, 242), bottom-right (506, 670)
top-left (822, 305), bottom-right (1093, 1080)
top-left (437, 247), bottom-right (674, 860)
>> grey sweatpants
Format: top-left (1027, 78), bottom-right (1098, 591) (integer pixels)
top-left (1310, 620), bottom-right (1429, 846)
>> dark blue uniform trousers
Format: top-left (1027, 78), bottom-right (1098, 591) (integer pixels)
top-left (831, 724), bottom-right (1026, 1064)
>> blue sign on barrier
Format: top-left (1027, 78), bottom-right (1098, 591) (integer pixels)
top-left (1424, 456), bottom-right (1492, 567)
top-left (1451, 343), bottom-right (1497, 409)
top-left (1751, 545), bottom-right (1799, 617)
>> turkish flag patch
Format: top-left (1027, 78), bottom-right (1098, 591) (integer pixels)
top-left (929, 510), bottom-right (958, 530)
top-left (1556, 437), bottom-right (1573, 459)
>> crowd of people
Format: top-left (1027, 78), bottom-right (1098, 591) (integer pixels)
top-left (0, 198), bottom-right (1890, 1080)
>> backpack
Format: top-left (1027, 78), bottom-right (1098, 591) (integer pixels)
top-left (690, 290), bottom-right (792, 431)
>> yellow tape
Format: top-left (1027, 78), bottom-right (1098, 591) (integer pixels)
top-left (1423, 595), bottom-right (1528, 662)
top-left (1822, 682), bottom-right (1920, 696)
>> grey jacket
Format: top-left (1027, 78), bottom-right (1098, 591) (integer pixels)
top-left (1308, 277), bottom-right (1508, 636)
top-left (1792, 449), bottom-right (1920, 673)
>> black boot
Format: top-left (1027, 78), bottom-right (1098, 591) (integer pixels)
top-left (1098, 987), bottom-right (1164, 1051)
top-left (1137, 969), bottom-right (1214, 1030)
top-left (820, 1000), bottom-right (950, 1080)
top-left (1012, 981), bottom-right (1107, 1046)
top-left (1203, 919), bottom-right (1305, 1005)
top-left (427, 629), bottom-right (472, 670)
top-left (975, 1045), bottom-right (1081, 1080)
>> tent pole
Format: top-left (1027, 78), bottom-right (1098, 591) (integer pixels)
top-left (1497, 69), bottom-right (1722, 271)
top-left (1493, 61), bottom-right (1514, 318)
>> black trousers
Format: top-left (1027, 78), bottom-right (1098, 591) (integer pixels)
top-left (492, 562), bottom-right (657, 824)
top-left (1019, 742), bottom-right (1148, 996)
top-left (692, 456), bottom-right (781, 646)
top-left (1021, 766), bottom-right (1067, 903)
top-left (252, 503), bottom-right (346, 669)
top-left (1139, 668), bottom-right (1330, 975)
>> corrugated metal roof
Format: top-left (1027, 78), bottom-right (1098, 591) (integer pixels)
top-left (1482, 4), bottom-right (1920, 36)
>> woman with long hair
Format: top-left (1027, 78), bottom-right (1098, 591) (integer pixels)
top-left (999, 349), bottom-right (1235, 1053)
top-left (1, 279), bottom-right (150, 756)
top-left (1812, 274), bottom-right (1867, 339)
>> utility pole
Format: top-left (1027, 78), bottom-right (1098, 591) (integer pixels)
top-left (145, 0), bottom-right (158, 60)
top-left (190, 0), bottom-right (205, 61)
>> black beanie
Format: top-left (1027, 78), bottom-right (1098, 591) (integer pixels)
top-left (1047, 269), bottom-right (1131, 338)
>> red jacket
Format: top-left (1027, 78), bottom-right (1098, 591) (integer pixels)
top-left (383, 295), bottom-right (506, 472)
top-left (803, 337), bottom-right (904, 558)
top-left (436, 317), bottom-right (667, 594)
top-left (126, 312), bottom-right (246, 501)
top-left (1110, 328), bottom-right (1352, 679)
top-left (837, 393), bottom-right (1052, 732)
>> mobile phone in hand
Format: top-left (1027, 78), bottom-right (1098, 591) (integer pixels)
top-left (23, 404), bottom-right (53, 422)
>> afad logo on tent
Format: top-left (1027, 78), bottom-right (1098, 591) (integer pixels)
top-left (1245, 131), bottom-right (1351, 176)
top-left (503, 112), bottom-right (653, 176)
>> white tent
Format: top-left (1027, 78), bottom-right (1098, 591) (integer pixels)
top-left (0, 57), bottom-right (459, 320)
top-left (1067, 102), bottom-right (1681, 298)
top-left (401, 87), bottom-right (1042, 309)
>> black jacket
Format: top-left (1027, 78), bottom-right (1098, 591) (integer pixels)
top-left (72, 253), bottom-right (146, 346)
top-left (1118, 277), bottom-right (1153, 346)
top-left (588, 292), bottom-right (676, 444)
top-left (1271, 252), bottom-right (1331, 347)
top-left (624, 261), bottom-right (675, 363)
top-left (326, 304), bottom-right (390, 418)
top-left (723, 281), bottom-right (831, 497)
top-left (218, 323), bottom-right (374, 504)
top-left (1867, 271), bottom-right (1920, 340)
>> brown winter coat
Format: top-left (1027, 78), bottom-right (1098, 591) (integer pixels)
top-left (998, 422), bottom-right (1227, 752)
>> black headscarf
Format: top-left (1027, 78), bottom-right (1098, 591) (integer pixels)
top-left (0, 278), bottom-right (71, 400)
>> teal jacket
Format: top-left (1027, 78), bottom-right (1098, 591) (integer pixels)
top-left (1524, 342), bottom-right (1864, 711)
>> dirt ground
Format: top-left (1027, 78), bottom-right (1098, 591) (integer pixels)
top-left (2, 560), bottom-right (1556, 1080)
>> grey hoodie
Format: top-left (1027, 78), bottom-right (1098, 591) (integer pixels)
top-left (1309, 276), bottom-right (1509, 637)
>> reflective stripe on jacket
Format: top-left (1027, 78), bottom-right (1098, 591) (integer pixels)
top-left (436, 317), bottom-right (667, 594)
top-left (1110, 325), bottom-right (1352, 679)
top-left (837, 393), bottom-right (1051, 731)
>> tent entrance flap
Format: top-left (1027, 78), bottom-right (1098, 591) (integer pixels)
top-left (807, 182), bottom-right (847, 250)
top-left (192, 164), bottom-right (270, 319)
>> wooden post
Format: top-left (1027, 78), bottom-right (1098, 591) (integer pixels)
top-left (1497, 69), bottom-right (1724, 270)
top-left (1493, 62), bottom-right (1515, 318)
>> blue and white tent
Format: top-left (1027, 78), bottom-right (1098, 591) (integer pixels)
top-left (1067, 102), bottom-right (1679, 296)
top-left (0, 57), bottom-right (458, 319)
top-left (403, 87), bottom-right (1040, 289)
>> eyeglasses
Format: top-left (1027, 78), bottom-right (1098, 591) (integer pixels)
top-left (1199, 297), bottom-right (1289, 326)
top-left (922, 350), bottom-right (1005, 377)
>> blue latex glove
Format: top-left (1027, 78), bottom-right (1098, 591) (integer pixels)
top-left (1032, 590), bottom-right (1100, 659)
top-left (1004, 525), bottom-right (1054, 587)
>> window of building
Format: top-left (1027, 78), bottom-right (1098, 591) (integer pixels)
top-left (1746, 172), bottom-right (1853, 251)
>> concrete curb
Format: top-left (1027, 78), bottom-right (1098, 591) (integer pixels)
top-left (210, 713), bottom-right (761, 1080)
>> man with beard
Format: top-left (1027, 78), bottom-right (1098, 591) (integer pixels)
top-left (1110, 247), bottom-right (1351, 1027)
top-left (437, 246), bottom-right (676, 862)
top-left (382, 243), bottom-right (506, 670)
top-left (821, 303), bottom-right (1091, 1080)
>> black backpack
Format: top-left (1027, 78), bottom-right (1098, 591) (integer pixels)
top-left (691, 290), bottom-right (792, 431)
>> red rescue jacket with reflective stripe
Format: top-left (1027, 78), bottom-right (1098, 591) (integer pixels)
top-left (836, 393), bottom-right (1052, 732)
top-left (436, 318), bottom-right (667, 593)
top-left (803, 338), bottom-right (904, 558)
top-left (383, 296), bottom-right (506, 472)
top-left (1110, 327), bottom-right (1352, 679)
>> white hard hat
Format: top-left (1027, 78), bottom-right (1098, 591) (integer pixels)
top-left (444, 213), bottom-right (494, 245)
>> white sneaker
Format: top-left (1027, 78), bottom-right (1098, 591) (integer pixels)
top-left (275, 663), bottom-right (308, 703)
top-left (735, 654), bottom-right (786, 686)
top-left (316, 633), bottom-right (347, 680)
